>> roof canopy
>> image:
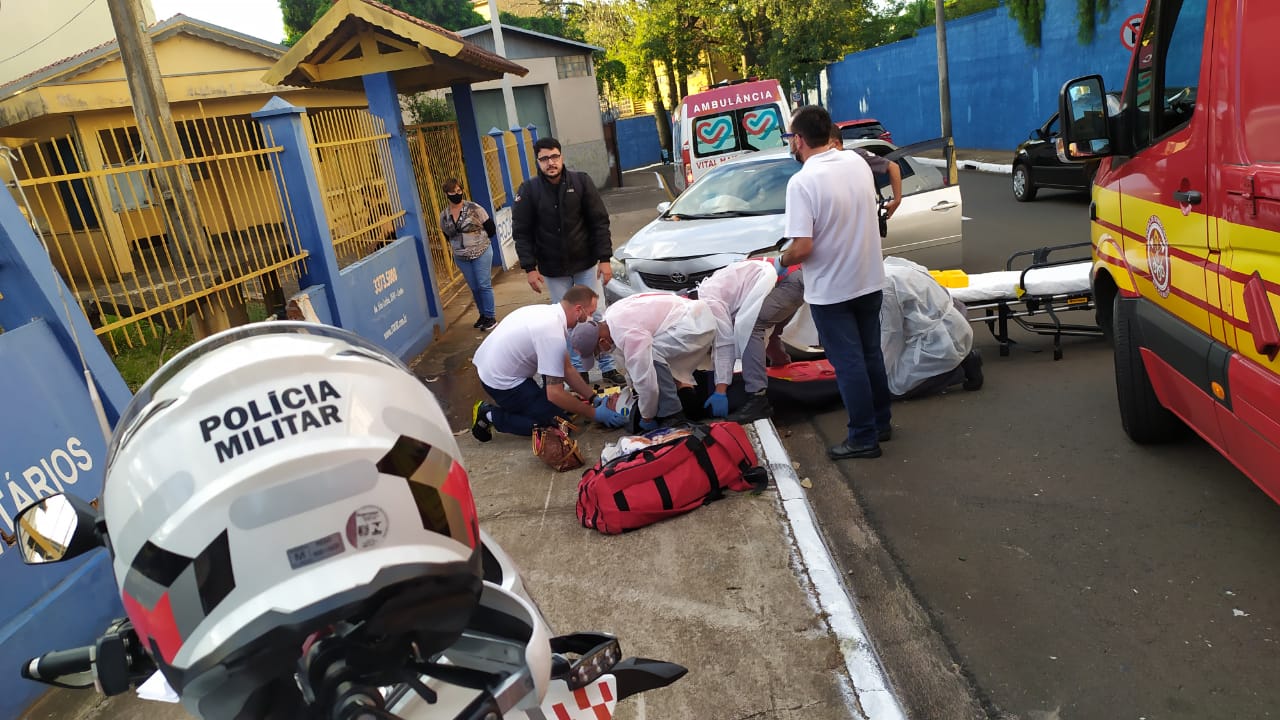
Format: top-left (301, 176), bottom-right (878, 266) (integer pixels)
top-left (264, 0), bottom-right (528, 94)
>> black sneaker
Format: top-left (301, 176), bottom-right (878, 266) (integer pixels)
top-left (961, 349), bottom-right (984, 391)
top-left (878, 426), bottom-right (893, 442)
top-left (600, 369), bottom-right (627, 386)
top-left (471, 401), bottom-right (494, 442)
top-left (827, 442), bottom-right (882, 460)
top-left (729, 393), bottom-right (773, 423)
top-left (473, 317), bottom-right (485, 329)
top-left (478, 316), bottom-right (497, 331)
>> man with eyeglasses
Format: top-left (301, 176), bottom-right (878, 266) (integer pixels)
top-left (513, 137), bottom-right (626, 386)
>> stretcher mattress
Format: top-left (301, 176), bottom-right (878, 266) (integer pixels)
top-left (948, 261), bottom-right (1092, 304)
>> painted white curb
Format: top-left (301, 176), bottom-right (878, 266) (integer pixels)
top-left (918, 156), bottom-right (1013, 175)
top-left (752, 419), bottom-right (908, 720)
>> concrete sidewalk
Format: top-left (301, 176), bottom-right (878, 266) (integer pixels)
top-left (407, 168), bottom-right (898, 719)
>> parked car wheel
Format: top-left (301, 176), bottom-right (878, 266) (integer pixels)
top-left (1112, 294), bottom-right (1181, 444)
top-left (1012, 163), bottom-right (1037, 201)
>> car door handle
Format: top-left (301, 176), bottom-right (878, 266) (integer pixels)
top-left (931, 201), bottom-right (959, 211)
top-left (1173, 190), bottom-right (1202, 205)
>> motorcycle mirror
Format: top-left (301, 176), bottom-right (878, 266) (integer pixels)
top-left (15, 493), bottom-right (103, 564)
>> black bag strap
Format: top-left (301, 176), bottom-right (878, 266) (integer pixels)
top-left (685, 424), bottom-right (723, 501)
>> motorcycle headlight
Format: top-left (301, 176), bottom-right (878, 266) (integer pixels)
top-left (610, 256), bottom-right (626, 282)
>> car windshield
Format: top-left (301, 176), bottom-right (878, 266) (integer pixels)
top-left (665, 155), bottom-right (798, 218)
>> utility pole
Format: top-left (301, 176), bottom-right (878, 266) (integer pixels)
top-left (106, 0), bottom-right (207, 268)
top-left (935, 0), bottom-right (953, 139)
top-left (486, 0), bottom-right (520, 129)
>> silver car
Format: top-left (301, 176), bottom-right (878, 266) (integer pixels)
top-left (606, 138), bottom-right (963, 303)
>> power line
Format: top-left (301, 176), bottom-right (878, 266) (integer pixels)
top-left (0, 0), bottom-right (103, 66)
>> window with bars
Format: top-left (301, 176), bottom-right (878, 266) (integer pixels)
top-left (555, 54), bottom-right (590, 79)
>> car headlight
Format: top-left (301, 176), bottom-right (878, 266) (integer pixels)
top-left (609, 256), bottom-right (627, 282)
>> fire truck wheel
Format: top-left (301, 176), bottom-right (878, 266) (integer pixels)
top-left (1112, 293), bottom-right (1181, 444)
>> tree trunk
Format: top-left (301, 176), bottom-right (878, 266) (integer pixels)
top-left (649, 63), bottom-right (673, 156)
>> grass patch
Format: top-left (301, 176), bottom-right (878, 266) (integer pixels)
top-left (105, 301), bottom-right (270, 392)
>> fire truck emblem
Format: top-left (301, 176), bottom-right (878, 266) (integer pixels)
top-left (1146, 215), bottom-right (1171, 298)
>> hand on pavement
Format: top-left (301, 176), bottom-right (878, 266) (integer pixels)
top-left (526, 270), bottom-right (545, 293)
top-left (593, 405), bottom-right (627, 428)
top-left (704, 392), bottom-right (729, 418)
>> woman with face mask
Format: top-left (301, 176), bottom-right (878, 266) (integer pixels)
top-left (440, 178), bottom-right (499, 330)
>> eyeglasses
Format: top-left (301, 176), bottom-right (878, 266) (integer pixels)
top-left (537, 153), bottom-right (562, 163)
top-left (781, 132), bottom-right (796, 140)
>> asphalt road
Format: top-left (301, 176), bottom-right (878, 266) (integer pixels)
top-left (780, 171), bottom-right (1280, 720)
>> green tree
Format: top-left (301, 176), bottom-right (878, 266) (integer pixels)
top-left (279, 0), bottom-right (486, 45)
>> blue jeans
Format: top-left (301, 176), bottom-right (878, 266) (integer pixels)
top-left (482, 377), bottom-right (567, 436)
top-left (456, 247), bottom-right (495, 318)
top-left (546, 268), bottom-right (616, 373)
top-left (809, 291), bottom-right (892, 447)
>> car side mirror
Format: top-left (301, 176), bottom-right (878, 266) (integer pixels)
top-left (1059, 75), bottom-right (1114, 161)
top-left (657, 201), bottom-right (672, 215)
top-left (1033, 129), bottom-right (1045, 141)
top-left (14, 493), bottom-right (103, 564)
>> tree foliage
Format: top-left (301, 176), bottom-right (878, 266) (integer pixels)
top-left (1005, 0), bottom-right (1045, 47)
top-left (1075, 0), bottom-right (1114, 45)
top-left (279, 0), bottom-right (486, 45)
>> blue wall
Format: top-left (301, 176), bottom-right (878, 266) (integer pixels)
top-left (337, 236), bottom-right (434, 361)
top-left (616, 114), bottom-right (663, 170)
top-left (826, 0), bottom-right (1149, 149)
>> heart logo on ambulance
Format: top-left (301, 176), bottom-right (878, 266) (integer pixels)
top-left (741, 110), bottom-right (777, 137)
top-left (695, 117), bottom-right (733, 149)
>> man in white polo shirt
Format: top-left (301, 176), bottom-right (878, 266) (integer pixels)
top-left (779, 105), bottom-right (892, 460)
top-left (471, 284), bottom-right (627, 441)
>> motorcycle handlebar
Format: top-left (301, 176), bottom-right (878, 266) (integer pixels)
top-left (21, 646), bottom-right (95, 684)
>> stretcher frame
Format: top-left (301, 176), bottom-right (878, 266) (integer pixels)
top-left (961, 242), bottom-right (1103, 361)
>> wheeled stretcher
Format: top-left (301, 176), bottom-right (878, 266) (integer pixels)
top-left (945, 242), bottom-right (1103, 360)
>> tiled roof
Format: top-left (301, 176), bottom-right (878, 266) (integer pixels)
top-left (0, 14), bottom-right (286, 99)
top-left (355, 0), bottom-right (527, 77)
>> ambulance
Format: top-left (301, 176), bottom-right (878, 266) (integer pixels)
top-left (1058, 0), bottom-right (1280, 496)
top-left (672, 78), bottom-right (790, 192)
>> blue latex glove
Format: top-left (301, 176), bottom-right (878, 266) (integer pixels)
top-left (593, 405), bottom-right (627, 428)
top-left (772, 257), bottom-right (789, 277)
top-left (639, 418), bottom-right (660, 432)
top-left (591, 393), bottom-right (609, 407)
top-left (704, 392), bottom-right (729, 418)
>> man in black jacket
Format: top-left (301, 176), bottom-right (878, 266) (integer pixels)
top-left (513, 137), bottom-right (625, 384)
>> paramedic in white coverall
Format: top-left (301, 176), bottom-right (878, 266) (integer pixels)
top-left (694, 259), bottom-right (805, 422)
top-left (569, 293), bottom-right (715, 431)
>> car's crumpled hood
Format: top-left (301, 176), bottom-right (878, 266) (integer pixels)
top-left (617, 214), bottom-right (786, 260)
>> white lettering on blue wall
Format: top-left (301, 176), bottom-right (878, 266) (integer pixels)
top-left (0, 436), bottom-right (94, 553)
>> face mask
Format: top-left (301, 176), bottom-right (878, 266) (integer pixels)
top-left (446, 193), bottom-right (464, 204)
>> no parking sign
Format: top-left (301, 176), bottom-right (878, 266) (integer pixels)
top-left (1121, 13), bottom-right (1143, 50)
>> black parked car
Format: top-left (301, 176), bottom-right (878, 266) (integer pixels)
top-left (1011, 93), bottom-right (1120, 201)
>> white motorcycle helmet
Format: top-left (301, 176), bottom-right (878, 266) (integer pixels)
top-left (102, 322), bottom-right (491, 718)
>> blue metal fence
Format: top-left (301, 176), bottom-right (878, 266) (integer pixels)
top-left (616, 114), bottom-right (663, 170)
top-left (824, 0), bottom-right (1149, 150)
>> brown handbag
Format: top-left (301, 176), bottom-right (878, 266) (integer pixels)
top-left (531, 417), bottom-right (584, 472)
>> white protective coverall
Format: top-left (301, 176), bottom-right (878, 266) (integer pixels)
top-left (602, 293), bottom-right (716, 420)
top-left (880, 256), bottom-right (973, 396)
top-left (695, 260), bottom-right (779, 387)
